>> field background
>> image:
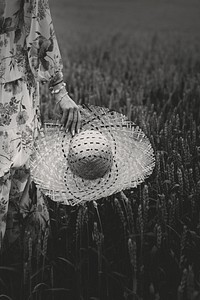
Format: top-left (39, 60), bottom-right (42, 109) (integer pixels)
top-left (49, 0), bottom-right (200, 48)
top-left (1, 1), bottom-right (200, 300)
top-left (42, 2), bottom-right (200, 300)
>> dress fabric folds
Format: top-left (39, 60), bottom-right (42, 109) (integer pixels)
top-left (0, 0), bottom-right (63, 244)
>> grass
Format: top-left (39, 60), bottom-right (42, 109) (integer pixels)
top-left (1, 33), bottom-right (200, 300)
top-left (1, 1), bottom-right (200, 300)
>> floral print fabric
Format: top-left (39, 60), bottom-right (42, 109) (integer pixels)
top-left (0, 0), bottom-right (63, 173)
top-left (0, 0), bottom-right (63, 84)
top-left (0, 81), bottom-right (39, 176)
top-left (0, 0), bottom-right (63, 243)
top-left (0, 168), bottom-right (50, 248)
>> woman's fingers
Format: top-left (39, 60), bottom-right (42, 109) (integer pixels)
top-left (70, 109), bottom-right (78, 136)
top-left (60, 109), bottom-right (68, 127)
top-left (57, 95), bottom-right (81, 135)
top-left (76, 110), bottom-right (81, 134)
top-left (64, 108), bottom-right (74, 133)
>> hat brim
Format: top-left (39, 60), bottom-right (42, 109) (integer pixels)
top-left (30, 105), bottom-right (155, 205)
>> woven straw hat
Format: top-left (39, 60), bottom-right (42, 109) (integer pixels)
top-left (30, 105), bottom-right (155, 205)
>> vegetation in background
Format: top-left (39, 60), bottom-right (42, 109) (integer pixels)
top-left (0, 34), bottom-right (200, 300)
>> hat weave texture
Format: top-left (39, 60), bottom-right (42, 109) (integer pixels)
top-left (68, 130), bottom-right (113, 180)
top-left (30, 105), bottom-right (155, 205)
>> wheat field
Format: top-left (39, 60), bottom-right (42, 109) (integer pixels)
top-left (1, 1), bottom-right (200, 300)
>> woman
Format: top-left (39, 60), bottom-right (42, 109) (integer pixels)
top-left (0, 0), bottom-right (81, 247)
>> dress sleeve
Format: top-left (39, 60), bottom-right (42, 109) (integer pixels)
top-left (24, 0), bottom-right (63, 84)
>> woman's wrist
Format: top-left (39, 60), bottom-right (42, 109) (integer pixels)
top-left (55, 91), bottom-right (69, 106)
top-left (54, 86), bottom-right (68, 98)
top-left (53, 85), bottom-right (71, 105)
top-left (51, 79), bottom-right (63, 87)
top-left (49, 82), bottom-right (66, 95)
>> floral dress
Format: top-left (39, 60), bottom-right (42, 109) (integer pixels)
top-left (0, 0), bottom-right (63, 246)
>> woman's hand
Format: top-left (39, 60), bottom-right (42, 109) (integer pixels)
top-left (55, 92), bottom-right (81, 136)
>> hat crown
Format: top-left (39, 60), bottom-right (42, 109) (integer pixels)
top-left (68, 130), bottom-right (113, 180)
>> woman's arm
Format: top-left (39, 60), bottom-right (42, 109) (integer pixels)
top-left (24, 0), bottom-right (81, 134)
